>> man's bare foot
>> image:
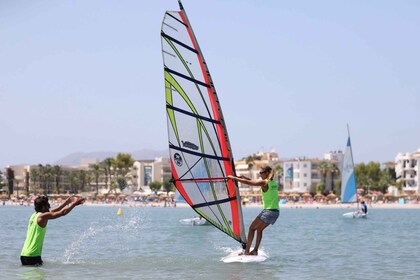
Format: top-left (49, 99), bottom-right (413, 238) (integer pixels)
top-left (238, 251), bottom-right (250, 256)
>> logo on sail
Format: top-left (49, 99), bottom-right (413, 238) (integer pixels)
top-left (174, 153), bottom-right (183, 167)
top-left (181, 140), bottom-right (199, 150)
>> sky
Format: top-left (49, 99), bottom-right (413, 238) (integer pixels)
top-left (1, 0), bottom-right (419, 169)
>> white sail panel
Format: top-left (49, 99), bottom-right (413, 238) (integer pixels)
top-left (341, 137), bottom-right (357, 203)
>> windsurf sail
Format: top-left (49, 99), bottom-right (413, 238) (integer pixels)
top-left (161, 1), bottom-right (247, 247)
top-left (341, 125), bottom-right (358, 204)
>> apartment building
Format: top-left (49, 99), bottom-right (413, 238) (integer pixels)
top-left (283, 152), bottom-right (343, 194)
top-left (395, 149), bottom-right (420, 194)
top-left (132, 157), bottom-right (171, 190)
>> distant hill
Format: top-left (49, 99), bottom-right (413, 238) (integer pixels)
top-left (54, 149), bottom-right (168, 166)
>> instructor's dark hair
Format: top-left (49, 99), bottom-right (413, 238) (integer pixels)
top-left (34, 195), bottom-right (49, 212)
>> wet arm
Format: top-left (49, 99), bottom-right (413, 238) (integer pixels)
top-left (51, 197), bottom-right (73, 213)
top-left (38, 198), bottom-right (85, 227)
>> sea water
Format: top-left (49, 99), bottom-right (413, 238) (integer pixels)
top-left (1, 205), bottom-right (420, 280)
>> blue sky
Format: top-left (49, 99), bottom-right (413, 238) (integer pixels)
top-left (1, 0), bottom-right (419, 168)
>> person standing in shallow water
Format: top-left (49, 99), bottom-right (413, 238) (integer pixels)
top-left (20, 195), bottom-right (85, 266)
top-left (228, 165), bottom-right (279, 256)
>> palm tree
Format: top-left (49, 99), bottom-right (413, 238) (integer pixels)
top-left (30, 168), bottom-right (40, 194)
top-left (0, 170), bottom-right (5, 192)
top-left (245, 155), bottom-right (255, 191)
top-left (245, 156), bottom-right (255, 178)
top-left (329, 163), bottom-right (340, 192)
top-left (91, 164), bottom-right (102, 194)
top-left (317, 161), bottom-right (329, 185)
top-left (77, 170), bottom-right (88, 193)
top-left (149, 181), bottom-right (162, 194)
top-left (275, 164), bottom-right (284, 192)
top-left (162, 180), bottom-right (174, 196)
top-left (44, 164), bottom-right (54, 195)
top-left (67, 171), bottom-right (78, 194)
top-left (15, 178), bottom-right (22, 197)
top-left (52, 165), bottom-right (63, 194)
top-left (37, 164), bottom-right (52, 194)
top-left (102, 158), bottom-right (114, 192)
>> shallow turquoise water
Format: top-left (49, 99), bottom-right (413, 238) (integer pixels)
top-left (2, 205), bottom-right (420, 279)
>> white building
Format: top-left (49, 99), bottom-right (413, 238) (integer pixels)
top-left (324, 150), bottom-right (344, 163)
top-left (283, 154), bottom-right (342, 194)
top-left (395, 149), bottom-right (420, 194)
top-left (283, 158), bottom-right (322, 193)
top-left (132, 157), bottom-right (171, 190)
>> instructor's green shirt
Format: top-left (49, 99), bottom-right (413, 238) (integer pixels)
top-left (21, 212), bottom-right (47, 257)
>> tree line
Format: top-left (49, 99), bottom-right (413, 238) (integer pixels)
top-left (316, 161), bottom-right (396, 196)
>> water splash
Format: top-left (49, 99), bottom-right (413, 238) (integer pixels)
top-left (62, 207), bottom-right (150, 264)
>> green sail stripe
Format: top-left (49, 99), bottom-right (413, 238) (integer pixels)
top-left (165, 79), bottom-right (179, 143)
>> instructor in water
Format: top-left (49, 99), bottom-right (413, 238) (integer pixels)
top-left (228, 165), bottom-right (279, 256)
top-left (20, 195), bottom-right (85, 266)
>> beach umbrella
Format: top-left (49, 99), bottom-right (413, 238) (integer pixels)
top-left (326, 193), bottom-right (336, 200)
top-left (302, 193), bottom-right (312, 198)
top-left (383, 193), bottom-right (395, 200)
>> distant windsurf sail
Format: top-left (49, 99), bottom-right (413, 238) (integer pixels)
top-left (341, 125), bottom-right (358, 204)
top-left (161, 1), bottom-right (246, 247)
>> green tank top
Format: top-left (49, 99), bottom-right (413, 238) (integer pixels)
top-left (261, 180), bottom-right (279, 210)
top-left (21, 212), bottom-right (47, 257)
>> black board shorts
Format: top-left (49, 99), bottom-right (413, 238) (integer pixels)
top-left (21, 256), bottom-right (43, 266)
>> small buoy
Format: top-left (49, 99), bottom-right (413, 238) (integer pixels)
top-left (117, 208), bottom-right (123, 216)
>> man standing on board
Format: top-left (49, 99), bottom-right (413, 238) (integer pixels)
top-left (228, 165), bottom-right (279, 256)
top-left (20, 195), bottom-right (85, 266)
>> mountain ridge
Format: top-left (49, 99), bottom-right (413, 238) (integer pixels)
top-left (54, 149), bottom-right (168, 166)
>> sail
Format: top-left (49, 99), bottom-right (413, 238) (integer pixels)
top-left (161, 1), bottom-right (246, 246)
top-left (341, 136), bottom-right (357, 203)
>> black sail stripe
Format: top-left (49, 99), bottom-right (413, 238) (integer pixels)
top-left (165, 12), bottom-right (187, 27)
top-left (165, 67), bottom-right (210, 88)
top-left (192, 197), bottom-right (236, 209)
top-left (166, 104), bottom-right (220, 124)
top-left (161, 32), bottom-right (198, 54)
top-left (169, 144), bottom-right (229, 161)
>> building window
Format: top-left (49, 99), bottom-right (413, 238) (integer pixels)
top-left (144, 166), bottom-right (152, 186)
